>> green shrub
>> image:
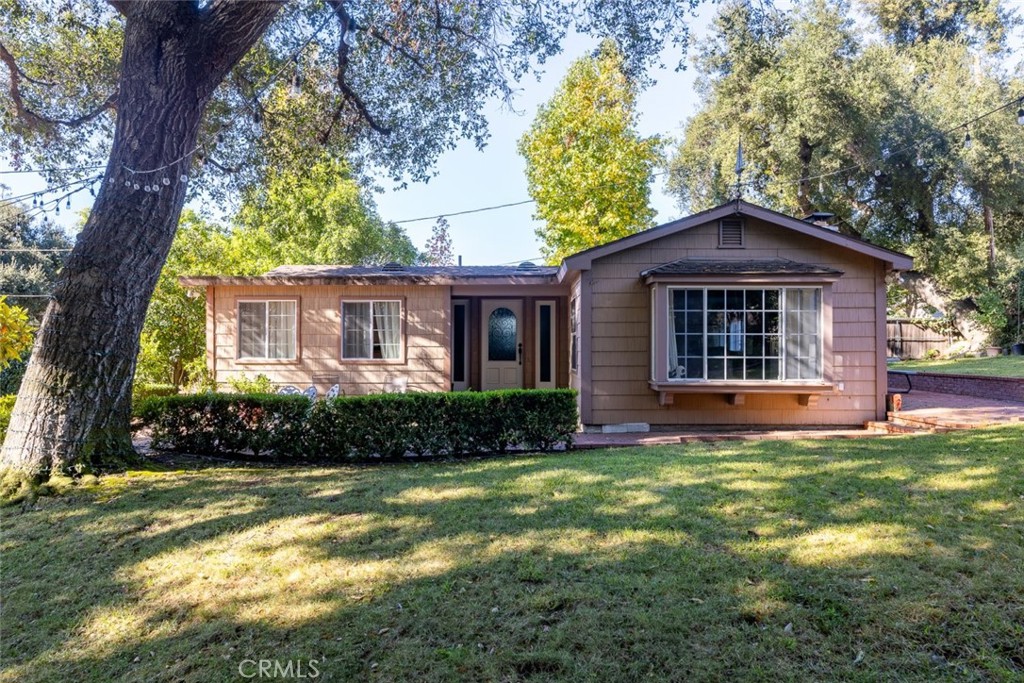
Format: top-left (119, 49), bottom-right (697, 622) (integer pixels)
top-left (227, 373), bottom-right (276, 394)
top-left (0, 394), bottom-right (17, 444)
top-left (132, 383), bottom-right (178, 403)
top-left (135, 389), bottom-right (578, 461)
top-left (135, 393), bottom-right (312, 458)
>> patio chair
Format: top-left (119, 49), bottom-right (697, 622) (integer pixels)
top-left (302, 385), bottom-right (318, 400)
top-left (277, 385), bottom-right (302, 395)
top-left (325, 384), bottom-right (341, 400)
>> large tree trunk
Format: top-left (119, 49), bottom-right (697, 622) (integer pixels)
top-left (0, 3), bottom-right (281, 476)
top-left (900, 270), bottom-right (988, 349)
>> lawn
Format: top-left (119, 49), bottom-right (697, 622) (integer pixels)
top-left (890, 355), bottom-right (1024, 378)
top-left (3, 428), bottom-right (1023, 682)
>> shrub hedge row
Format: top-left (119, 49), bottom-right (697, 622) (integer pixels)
top-left (135, 389), bottom-right (577, 461)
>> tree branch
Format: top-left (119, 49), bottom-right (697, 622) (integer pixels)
top-left (0, 41), bottom-right (117, 131)
top-left (366, 27), bottom-right (429, 74)
top-left (325, 0), bottom-right (392, 135)
top-left (195, 0), bottom-right (286, 95)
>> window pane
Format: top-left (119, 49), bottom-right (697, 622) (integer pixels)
top-left (726, 290), bottom-right (744, 309)
top-left (707, 290), bottom-right (725, 309)
top-left (267, 301), bottom-right (296, 359)
top-left (745, 290), bottom-right (763, 309)
top-left (707, 358), bottom-right (724, 379)
top-left (453, 305), bottom-right (466, 383)
top-left (488, 307), bottom-right (517, 361)
top-left (343, 302), bottom-right (371, 358)
top-left (373, 301), bottom-right (401, 359)
top-left (765, 290), bottom-right (780, 310)
top-left (238, 302), bottom-right (267, 358)
top-left (783, 289), bottom-right (822, 379)
top-left (539, 304), bottom-right (552, 383)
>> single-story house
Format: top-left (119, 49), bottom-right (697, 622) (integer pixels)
top-left (182, 199), bottom-right (912, 428)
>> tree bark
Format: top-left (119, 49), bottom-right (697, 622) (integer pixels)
top-left (900, 271), bottom-right (989, 349)
top-left (0, 2), bottom-right (282, 476)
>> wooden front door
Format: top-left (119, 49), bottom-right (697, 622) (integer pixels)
top-left (481, 299), bottom-right (523, 390)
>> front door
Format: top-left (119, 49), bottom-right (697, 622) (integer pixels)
top-left (481, 299), bottom-right (523, 390)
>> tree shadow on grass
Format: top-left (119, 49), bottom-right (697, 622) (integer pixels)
top-left (2, 427), bottom-right (1022, 682)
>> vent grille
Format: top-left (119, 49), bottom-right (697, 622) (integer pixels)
top-left (381, 262), bottom-right (406, 272)
top-left (719, 218), bottom-right (744, 247)
top-left (516, 261), bottom-right (538, 271)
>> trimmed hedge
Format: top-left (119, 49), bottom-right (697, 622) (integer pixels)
top-left (133, 383), bottom-right (179, 402)
top-left (135, 393), bottom-right (312, 458)
top-left (135, 389), bottom-right (578, 461)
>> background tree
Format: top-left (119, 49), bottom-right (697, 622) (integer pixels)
top-left (0, 199), bottom-right (72, 322)
top-left (0, 0), bottom-right (701, 478)
top-left (518, 39), bottom-right (664, 263)
top-left (422, 216), bottom-right (454, 266)
top-left (234, 154), bottom-right (417, 268)
top-left (666, 0), bottom-right (1024, 347)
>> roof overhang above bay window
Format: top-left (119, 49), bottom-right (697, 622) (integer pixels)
top-left (640, 258), bottom-right (844, 286)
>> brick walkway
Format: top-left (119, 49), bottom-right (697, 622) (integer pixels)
top-left (892, 390), bottom-right (1024, 429)
top-left (574, 390), bottom-right (1024, 449)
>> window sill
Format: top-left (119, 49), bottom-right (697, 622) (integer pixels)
top-left (649, 380), bottom-right (833, 407)
top-left (236, 358), bottom-right (301, 365)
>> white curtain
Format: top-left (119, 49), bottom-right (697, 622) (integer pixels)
top-left (374, 301), bottom-right (401, 359)
top-left (268, 301), bottom-right (296, 359)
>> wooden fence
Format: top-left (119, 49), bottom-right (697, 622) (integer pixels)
top-left (886, 318), bottom-right (957, 359)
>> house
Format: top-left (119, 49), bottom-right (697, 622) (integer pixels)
top-left (181, 199), bottom-right (912, 428)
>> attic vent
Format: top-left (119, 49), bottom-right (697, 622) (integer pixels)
top-left (516, 261), bottom-right (538, 271)
top-left (719, 218), bottom-right (744, 248)
top-left (381, 262), bottom-right (406, 272)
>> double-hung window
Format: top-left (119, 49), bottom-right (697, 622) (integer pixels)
top-left (342, 300), bottom-right (402, 360)
top-left (238, 300), bottom-right (297, 360)
top-left (668, 288), bottom-right (822, 381)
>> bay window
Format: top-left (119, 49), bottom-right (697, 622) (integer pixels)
top-left (342, 300), bottom-right (402, 360)
top-left (667, 287), bottom-right (822, 382)
top-left (238, 300), bottom-right (297, 360)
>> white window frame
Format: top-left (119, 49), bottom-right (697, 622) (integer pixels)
top-left (664, 286), bottom-right (823, 383)
top-left (341, 299), bottom-right (404, 361)
top-left (236, 299), bottom-right (298, 361)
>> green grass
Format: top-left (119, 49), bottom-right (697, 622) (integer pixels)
top-left (890, 355), bottom-right (1024, 378)
top-left (3, 428), bottom-right (1024, 682)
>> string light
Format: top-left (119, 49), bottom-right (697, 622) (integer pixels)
top-left (963, 129), bottom-right (972, 149)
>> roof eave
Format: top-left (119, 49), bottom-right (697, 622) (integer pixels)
top-left (179, 275), bottom-right (561, 287)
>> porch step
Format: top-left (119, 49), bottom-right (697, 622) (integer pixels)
top-left (864, 420), bottom-right (933, 435)
top-left (886, 412), bottom-right (960, 431)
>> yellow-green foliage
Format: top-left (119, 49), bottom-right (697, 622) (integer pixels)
top-left (0, 394), bottom-right (16, 443)
top-left (0, 298), bottom-right (34, 369)
top-left (518, 39), bottom-right (662, 263)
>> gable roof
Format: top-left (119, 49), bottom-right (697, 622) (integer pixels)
top-left (559, 199), bottom-right (913, 277)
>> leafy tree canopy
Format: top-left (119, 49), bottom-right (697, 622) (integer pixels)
top-left (666, 0), bottom-right (1024, 344)
top-left (519, 39), bottom-right (663, 263)
top-left (1, 0), bottom-right (698, 193)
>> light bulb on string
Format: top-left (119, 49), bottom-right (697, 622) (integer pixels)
top-left (1017, 99), bottom-right (1024, 125)
top-left (343, 18), bottom-right (359, 48)
top-left (963, 130), bottom-right (972, 149)
top-left (65, 197), bottom-right (70, 210)
top-left (847, 178), bottom-right (855, 188)
top-left (915, 153), bottom-right (925, 167)
top-left (133, 183), bottom-right (140, 190)
top-left (162, 177), bottom-right (170, 186)
top-left (874, 168), bottom-right (882, 177)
